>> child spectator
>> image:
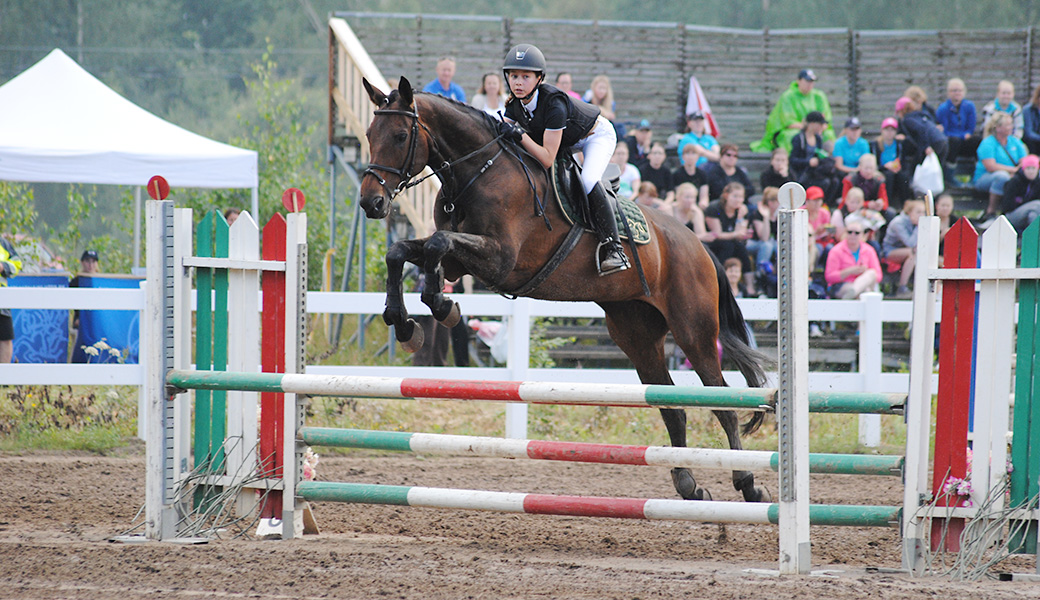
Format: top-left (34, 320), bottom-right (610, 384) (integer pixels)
top-left (790, 112), bottom-right (840, 206)
top-left (676, 110), bottom-right (720, 168)
top-left (936, 78), bottom-right (979, 164)
top-left (723, 257), bottom-right (746, 298)
top-left (825, 214), bottom-right (882, 299)
top-left (981, 80), bottom-right (1024, 139)
top-left (638, 142), bottom-right (675, 202)
top-left (934, 192), bottom-right (959, 260)
top-left (747, 186), bottom-right (780, 269)
top-left (760, 148), bottom-right (794, 190)
top-left (674, 183), bottom-right (713, 243)
top-left (841, 154), bottom-right (888, 210)
top-left (803, 185), bottom-right (836, 251)
top-left (634, 181), bottom-right (672, 214)
top-left (705, 182), bottom-right (756, 295)
top-left (610, 141), bottom-right (641, 200)
top-left (672, 144), bottom-right (709, 206)
top-left (1000, 154), bottom-right (1040, 234)
top-left (704, 144), bottom-right (755, 201)
top-left (882, 199), bottom-right (926, 299)
top-left (872, 117), bottom-right (911, 205)
top-left (833, 117), bottom-right (870, 175)
top-left (832, 187), bottom-right (885, 252)
top-left (624, 119), bottom-right (653, 168)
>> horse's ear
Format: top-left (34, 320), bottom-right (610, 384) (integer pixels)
top-left (363, 78), bottom-right (388, 107)
top-left (398, 77), bottom-right (414, 107)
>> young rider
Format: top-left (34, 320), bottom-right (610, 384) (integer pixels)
top-left (498, 44), bottom-right (630, 275)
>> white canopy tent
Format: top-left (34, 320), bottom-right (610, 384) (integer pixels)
top-left (0, 49), bottom-right (259, 264)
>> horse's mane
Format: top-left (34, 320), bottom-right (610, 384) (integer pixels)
top-left (390, 89), bottom-right (501, 134)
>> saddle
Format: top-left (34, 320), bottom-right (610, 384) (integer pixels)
top-left (551, 154), bottom-right (651, 245)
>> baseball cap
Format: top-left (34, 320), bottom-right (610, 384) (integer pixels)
top-left (895, 96), bottom-right (913, 112)
top-left (844, 117), bottom-right (862, 129)
top-left (881, 117), bottom-right (899, 130)
top-left (798, 69), bottom-right (817, 82)
top-left (805, 186), bottom-right (825, 200)
top-left (805, 111), bottom-right (827, 124)
top-left (686, 110), bottom-right (705, 120)
top-left (637, 119), bottom-right (652, 130)
top-left (81, 250), bottom-right (99, 261)
top-left (1022, 155), bottom-right (1040, 169)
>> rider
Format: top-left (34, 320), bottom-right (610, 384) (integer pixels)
top-left (499, 44), bottom-right (630, 275)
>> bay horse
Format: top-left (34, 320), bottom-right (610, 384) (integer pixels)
top-left (359, 77), bottom-right (770, 503)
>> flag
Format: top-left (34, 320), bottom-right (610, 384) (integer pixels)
top-left (686, 75), bottom-right (719, 139)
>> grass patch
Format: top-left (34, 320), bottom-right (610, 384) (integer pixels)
top-left (0, 385), bottom-right (138, 454)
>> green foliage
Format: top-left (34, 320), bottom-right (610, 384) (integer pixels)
top-left (528, 318), bottom-right (575, 369)
top-left (0, 385), bottom-right (137, 445)
top-left (0, 182), bottom-right (36, 237)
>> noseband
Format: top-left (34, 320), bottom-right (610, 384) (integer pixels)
top-left (362, 107), bottom-right (427, 202)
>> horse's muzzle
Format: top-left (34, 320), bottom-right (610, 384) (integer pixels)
top-left (360, 194), bottom-right (390, 219)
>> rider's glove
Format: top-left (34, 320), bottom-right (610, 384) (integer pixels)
top-left (498, 120), bottom-right (525, 144)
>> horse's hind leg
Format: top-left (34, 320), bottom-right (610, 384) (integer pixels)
top-left (670, 305), bottom-right (770, 503)
top-left (601, 302), bottom-right (711, 501)
top-left (384, 238), bottom-right (426, 351)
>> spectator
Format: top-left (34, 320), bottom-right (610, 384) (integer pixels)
top-left (610, 141), bottom-right (641, 200)
top-left (833, 117), bottom-right (870, 175)
top-left (423, 56), bottom-right (466, 102)
top-left (634, 181), bottom-right (671, 213)
top-left (223, 208), bottom-right (241, 225)
top-left (825, 214), bottom-right (882, 300)
top-left (803, 185), bottom-right (836, 251)
top-left (1023, 83), bottom-right (1040, 155)
top-left (583, 74), bottom-right (622, 137)
top-left (790, 111), bottom-right (840, 206)
top-left (625, 119), bottom-right (653, 168)
top-left (747, 186), bottom-right (780, 269)
top-left (1000, 154), bottom-right (1040, 234)
top-left (723, 257), bottom-right (746, 298)
top-left (896, 96), bottom-right (948, 172)
top-left (751, 68), bottom-right (835, 153)
top-left (0, 235), bottom-right (22, 363)
top-left (471, 73), bottom-right (508, 119)
top-left (674, 182), bottom-right (713, 243)
top-left (882, 199), bottom-right (926, 299)
top-left (981, 80), bottom-right (1024, 139)
top-left (638, 143), bottom-right (675, 202)
top-left (554, 72), bottom-right (582, 101)
top-left (872, 117), bottom-right (912, 206)
top-left (934, 192), bottom-right (959, 260)
top-left (69, 249), bottom-right (101, 352)
top-left (760, 148), bottom-right (794, 190)
top-left (704, 143), bottom-right (755, 201)
top-left (704, 182), bottom-right (756, 296)
top-left (832, 187), bottom-right (885, 251)
top-left (903, 85), bottom-right (936, 119)
top-left (676, 110), bottom-right (720, 168)
top-left (974, 112), bottom-right (1029, 220)
top-left (935, 78), bottom-right (979, 165)
top-left (671, 144), bottom-right (709, 207)
top-left (841, 153), bottom-right (889, 211)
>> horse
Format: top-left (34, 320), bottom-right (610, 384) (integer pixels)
top-left (358, 76), bottom-right (771, 503)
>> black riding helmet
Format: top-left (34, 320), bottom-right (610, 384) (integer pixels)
top-left (503, 44), bottom-right (546, 101)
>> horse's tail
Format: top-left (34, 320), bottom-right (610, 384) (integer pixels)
top-left (711, 251), bottom-right (773, 435)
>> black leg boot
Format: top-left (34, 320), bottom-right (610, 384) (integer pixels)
top-left (587, 183), bottom-right (630, 276)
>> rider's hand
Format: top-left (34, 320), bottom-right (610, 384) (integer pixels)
top-left (498, 120), bottom-right (525, 144)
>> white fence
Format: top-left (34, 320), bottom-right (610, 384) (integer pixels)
top-left (0, 287), bottom-right (929, 444)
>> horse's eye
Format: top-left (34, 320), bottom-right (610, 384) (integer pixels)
top-left (394, 132), bottom-right (408, 144)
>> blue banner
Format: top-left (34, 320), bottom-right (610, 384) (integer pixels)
top-left (10, 274), bottom-right (70, 364)
top-left (70, 275), bottom-right (143, 364)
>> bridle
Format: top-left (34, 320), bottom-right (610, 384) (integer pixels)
top-left (362, 107), bottom-right (428, 202)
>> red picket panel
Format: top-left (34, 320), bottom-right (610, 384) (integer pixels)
top-left (260, 213), bottom-right (287, 519)
top-left (931, 217), bottom-right (977, 552)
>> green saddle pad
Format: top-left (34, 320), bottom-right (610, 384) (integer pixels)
top-left (551, 158), bottom-right (651, 245)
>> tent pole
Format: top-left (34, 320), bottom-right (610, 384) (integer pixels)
top-left (133, 186), bottom-right (142, 270)
top-left (251, 187), bottom-right (259, 220)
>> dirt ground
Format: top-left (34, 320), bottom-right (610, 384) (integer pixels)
top-left (1, 448), bottom-right (1038, 599)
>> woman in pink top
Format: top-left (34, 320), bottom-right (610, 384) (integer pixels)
top-left (824, 214), bottom-right (882, 299)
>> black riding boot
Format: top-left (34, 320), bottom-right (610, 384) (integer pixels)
top-left (587, 183), bottom-right (630, 276)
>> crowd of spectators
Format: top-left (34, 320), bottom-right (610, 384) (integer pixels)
top-left (418, 56), bottom-right (1040, 302)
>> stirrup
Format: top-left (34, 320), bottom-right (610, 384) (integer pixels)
top-left (595, 240), bottom-right (630, 276)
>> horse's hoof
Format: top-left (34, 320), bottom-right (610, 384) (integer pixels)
top-left (400, 319), bottom-right (424, 353)
top-left (671, 468), bottom-right (710, 501)
top-left (438, 301), bottom-right (462, 329)
top-left (751, 486), bottom-right (772, 503)
top-left (693, 487), bottom-right (712, 501)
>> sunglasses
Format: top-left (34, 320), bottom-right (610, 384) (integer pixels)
top-left (847, 230), bottom-right (864, 235)
top-left (723, 152), bottom-right (739, 158)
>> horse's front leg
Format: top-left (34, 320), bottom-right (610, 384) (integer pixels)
top-left (418, 230), bottom-right (512, 327)
top-left (384, 238), bottom-right (427, 352)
